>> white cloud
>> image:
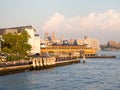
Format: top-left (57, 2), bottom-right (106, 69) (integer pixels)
top-left (42, 13), bottom-right (65, 32)
top-left (42, 9), bottom-right (120, 41)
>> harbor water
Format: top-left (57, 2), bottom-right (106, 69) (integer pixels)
top-left (0, 51), bottom-right (120, 90)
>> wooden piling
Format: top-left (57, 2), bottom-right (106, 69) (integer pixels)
top-left (40, 58), bottom-right (43, 67)
top-left (83, 54), bottom-right (86, 63)
top-left (32, 58), bottom-right (36, 69)
top-left (36, 58), bottom-right (40, 69)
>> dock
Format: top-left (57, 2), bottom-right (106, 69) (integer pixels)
top-left (83, 55), bottom-right (116, 58)
top-left (0, 57), bottom-right (80, 75)
top-left (0, 55), bottom-right (116, 75)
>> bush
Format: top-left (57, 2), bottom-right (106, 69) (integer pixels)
top-left (24, 57), bottom-right (30, 60)
top-left (7, 56), bottom-right (20, 61)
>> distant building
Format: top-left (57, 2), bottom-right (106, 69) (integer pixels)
top-left (69, 39), bottom-right (74, 45)
top-left (0, 25), bottom-right (40, 54)
top-left (44, 32), bottom-right (62, 45)
top-left (43, 32), bottom-right (101, 50)
top-left (77, 36), bottom-right (101, 51)
top-left (107, 40), bottom-right (120, 49)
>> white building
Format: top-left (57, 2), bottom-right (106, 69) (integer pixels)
top-left (24, 26), bottom-right (40, 54)
top-left (0, 25), bottom-right (40, 54)
top-left (77, 36), bottom-right (101, 51)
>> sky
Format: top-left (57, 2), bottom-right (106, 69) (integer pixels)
top-left (0, 0), bottom-right (120, 44)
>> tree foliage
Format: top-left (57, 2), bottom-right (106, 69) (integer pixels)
top-left (2, 30), bottom-right (32, 60)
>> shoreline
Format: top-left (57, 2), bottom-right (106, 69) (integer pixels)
top-left (0, 55), bottom-right (116, 75)
top-left (0, 59), bottom-right (80, 75)
top-left (83, 55), bottom-right (116, 58)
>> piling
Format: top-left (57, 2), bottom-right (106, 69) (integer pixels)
top-left (83, 54), bottom-right (86, 63)
top-left (32, 58), bottom-right (36, 69)
top-left (40, 58), bottom-right (43, 67)
top-left (36, 58), bottom-right (40, 69)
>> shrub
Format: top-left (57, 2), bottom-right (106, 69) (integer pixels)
top-left (7, 56), bottom-right (19, 61)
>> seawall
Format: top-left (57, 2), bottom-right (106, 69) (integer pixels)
top-left (0, 55), bottom-right (115, 75)
top-left (0, 65), bottom-right (32, 75)
top-left (0, 58), bottom-right (80, 75)
top-left (84, 55), bottom-right (116, 58)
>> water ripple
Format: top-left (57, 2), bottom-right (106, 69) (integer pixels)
top-left (0, 51), bottom-right (120, 90)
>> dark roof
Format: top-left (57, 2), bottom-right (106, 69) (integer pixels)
top-left (0, 29), bottom-right (6, 35)
top-left (0, 25), bottom-right (36, 35)
top-left (8, 25), bottom-right (36, 30)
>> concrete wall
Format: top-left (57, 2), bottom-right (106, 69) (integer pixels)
top-left (32, 57), bottom-right (56, 69)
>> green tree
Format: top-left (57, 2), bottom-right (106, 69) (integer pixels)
top-left (2, 30), bottom-right (32, 60)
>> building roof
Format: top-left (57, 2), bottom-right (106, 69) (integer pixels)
top-left (0, 25), bottom-right (36, 35)
top-left (0, 29), bottom-right (5, 35)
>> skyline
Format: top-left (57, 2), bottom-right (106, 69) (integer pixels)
top-left (0, 0), bottom-right (120, 44)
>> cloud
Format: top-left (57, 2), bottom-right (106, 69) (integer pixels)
top-left (42, 9), bottom-right (120, 41)
top-left (42, 13), bottom-right (65, 32)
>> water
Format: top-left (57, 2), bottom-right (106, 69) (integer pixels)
top-left (0, 51), bottom-right (120, 90)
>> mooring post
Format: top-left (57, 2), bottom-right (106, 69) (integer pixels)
top-left (83, 54), bottom-right (86, 63)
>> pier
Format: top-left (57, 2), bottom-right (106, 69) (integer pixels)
top-left (0, 57), bottom-right (80, 75)
top-left (32, 57), bottom-right (56, 69)
top-left (0, 54), bottom-right (116, 75)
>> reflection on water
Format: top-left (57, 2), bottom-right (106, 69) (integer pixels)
top-left (0, 51), bottom-right (120, 90)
